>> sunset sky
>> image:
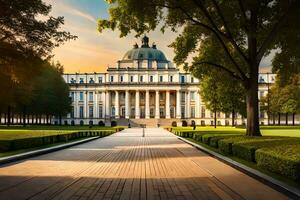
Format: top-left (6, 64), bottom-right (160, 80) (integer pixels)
top-left (45, 0), bottom-right (272, 73)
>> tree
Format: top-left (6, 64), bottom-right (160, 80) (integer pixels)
top-left (98, 0), bottom-right (300, 136)
top-left (0, 0), bottom-right (76, 125)
top-left (199, 76), bottom-right (222, 128)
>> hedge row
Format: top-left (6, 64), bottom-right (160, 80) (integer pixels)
top-left (0, 130), bottom-right (115, 152)
top-left (173, 130), bottom-right (300, 181)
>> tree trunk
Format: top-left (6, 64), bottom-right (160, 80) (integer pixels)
top-left (285, 113), bottom-right (288, 125)
top-left (245, 80), bottom-right (261, 136)
top-left (272, 114), bottom-right (275, 125)
top-left (231, 110), bottom-right (235, 127)
top-left (22, 106), bottom-right (26, 127)
top-left (59, 114), bottom-right (62, 126)
top-left (292, 113), bottom-right (295, 126)
top-left (4, 113), bottom-right (7, 125)
top-left (7, 106), bottom-right (11, 126)
top-left (278, 113), bottom-right (281, 125)
top-left (214, 110), bottom-right (217, 128)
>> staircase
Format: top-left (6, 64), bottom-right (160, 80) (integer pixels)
top-left (109, 118), bottom-right (181, 128)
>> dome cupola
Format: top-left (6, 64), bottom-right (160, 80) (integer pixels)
top-left (122, 35), bottom-right (168, 62)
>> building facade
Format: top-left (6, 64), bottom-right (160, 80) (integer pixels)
top-left (62, 36), bottom-right (278, 127)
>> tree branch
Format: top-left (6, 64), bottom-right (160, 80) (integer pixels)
top-left (193, 61), bottom-right (242, 81)
top-left (257, 6), bottom-right (293, 61)
top-left (189, 0), bottom-right (248, 81)
top-left (211, 0), bottom-right (249, 63)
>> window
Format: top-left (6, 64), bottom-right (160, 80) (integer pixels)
top-left (225, 113), bottom-right (230, 118)
top-left (150, 76), bottom-right (153, 82)
top-left (70, 78), bottom-right (76, 83)
top-left (260, 91), bottom-right (264, 98)
top-left (70, 92), bottom-right (75, 102)
top-left (201, 106), bottom-right (206, 118)
top-left (190, 91), bottom-right (195, 101)
top-left (260, 111), bottom-right (265, 118)
top-left (217, 112), bottom-right (221, 118)
top-left (191, 107), bottom-right (195, 118)
top-left (181, 92), bottom-right (185, 102)
top-left (79, 78), bottom-right (84, 84)
top-left (180, 76), bottom-right (185, 83)
top-left (191, 77), bottom-right (194, 83)
top-left (210, 111), bottom-right (214, 118)
top-left (120, 75), bottom-right (123, 82)
top-left (99, 106), bottom-right (103, 118)
top-left (140, 75), bottom-right (143, 82)
top-left (130, 76), bottom-right (134, 82)
top-left (159, 108), bottom-right (164, 117)
top-left (169, 76), bottom-right (173, 82)
top-left (89, 92), bottom-right (93, 101)
top-left (98, 77), bottom-right (103, 83)
top-left (79, 106), bottom-right (84, 118)
top-left (89, 78), bottom-right (94, 83)
top-left (89, 106), bottom-right (93, 118)
top-left (79, 92), bottom-right (84, 101)
top-left (110, 76), bottom-right (114, 82)
top-left (71, 106), bottom-right (74, 118)
top-left (159, 76), bottom-right (163, 82)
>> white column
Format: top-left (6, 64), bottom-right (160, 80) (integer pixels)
top-left (145, 90), bottom-right (150, 119)
top-left (115, 91), bottom-right (119, 118)
top-left (166, 91), bottom-right (170, 119)
top-left (101, 92), bottom-right (105, 118)
top-left (135, 90), bottom-right (140, 119)
top-left (75, 91), bottom-right (79, 118)
top-left (105, 91), bottom-right (110, 118)
top-left (84, 91), bottom-right (88, 118)
top-left (176, 90), bottom-right (181, 119)
top-left (155, 90), bottom-right (160, 119)
top-left (186, 90), bottom-right (191, 118)
top-left (94, 91), bottom-right (98, 118)
top-left (195, 91), bottom-right (200, 118)
top-left (125, 90), bottom-right (130, 119)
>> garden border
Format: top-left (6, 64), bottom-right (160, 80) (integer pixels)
top-left (0, 136), bottom-right (100, 165)
top-left (178, 136), bottom-right (300, 199)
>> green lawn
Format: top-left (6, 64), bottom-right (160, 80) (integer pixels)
top-left (0, 126), bottom-right (119, 140)
top-left (171, 126), bottom-right (300, 137)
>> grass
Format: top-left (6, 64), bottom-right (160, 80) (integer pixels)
top-left (171, 126), bottom-right (300, 137)
top-left (0, 125), bottom-right (122, 140)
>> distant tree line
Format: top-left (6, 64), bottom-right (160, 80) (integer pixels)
top-left (0, 0), bottom-right (76, 126)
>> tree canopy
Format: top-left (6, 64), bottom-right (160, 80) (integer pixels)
top-left (99, 0), bottom-right (300, 136)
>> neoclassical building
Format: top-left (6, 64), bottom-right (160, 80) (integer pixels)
top-left (62, 36), bottom-right (277, 127)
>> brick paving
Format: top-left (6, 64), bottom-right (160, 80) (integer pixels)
top-left (0, 128), bottom-right (289, 200)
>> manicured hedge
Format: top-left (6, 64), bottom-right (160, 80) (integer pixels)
top-left (0, 130), bottom-right (115, 152)
top-left (172, 128), bottom-right (300, 182)
top-left (256, 145), bottom-right (300, 180)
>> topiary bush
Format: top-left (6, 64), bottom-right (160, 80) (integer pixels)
top-left (256, 144), bottom-right (300, 181)
top-left (182, 120), bottom-right (188, 127)
top-left (171, 121), bottom-right (177, 127)
top-left (111, 121), bottom-right (117, 127)
top-left (98, 121), bottom-right (105, 126)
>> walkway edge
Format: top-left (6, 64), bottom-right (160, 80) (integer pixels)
top-left (0, 136), bottom-right (100, 166)
top-left (178, 136), bottom-right (300, 199)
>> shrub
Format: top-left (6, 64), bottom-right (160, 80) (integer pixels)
top-left (256, 145), bottom-right (300, 180)
top-left (98, 121), bottom-right (105, 126)
top-left (182, 120), bottom-right (188, 127)
top-left (111, 121), bottom-right (117, 127)
top-left (191, 120), bottom-right (196, 127)
top-left (80, 120), bottom-right (84, 126)
top-left (218, 137), bottom-right (246, 155)
top-left (71, 120), bottom-right (75, 126)
top-left (171, 121), bottom-right (177, 127)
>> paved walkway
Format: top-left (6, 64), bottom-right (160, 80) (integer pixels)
top-left (0, 128), bottom-right (289, 200)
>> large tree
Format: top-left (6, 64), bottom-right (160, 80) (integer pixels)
top-left (98, 0), bottom-right (300, 136)
top-left (0, 0), bottom-right (76, 124)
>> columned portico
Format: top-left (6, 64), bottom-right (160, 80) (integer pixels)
top-left (145, 90), bottom-right (150, 119)
top-left (125, 90), bottom-right (130, 119)
top-left (155, 90), bottom-right (160, 119)
top-left (115, 91), bottom-right (119, 118)
top-left (105, 91), bottom-right (110, 118)
top-left (166, 90), bottom-right (170, 119)
top-left (135, 90), bottom-right (140, 119)
top-left (176, 90), bottom-right (181, 119)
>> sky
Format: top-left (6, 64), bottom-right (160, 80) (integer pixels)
top-left (45, 0), bottom-right (272, 73)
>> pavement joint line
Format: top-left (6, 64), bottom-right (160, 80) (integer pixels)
top-left (176, 135), bottom-right (300, 200)
top-left (0, 136), bottom-right (100, 166)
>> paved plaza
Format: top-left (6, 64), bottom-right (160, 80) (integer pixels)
top-left (0, 128), bottom-right (289, 200)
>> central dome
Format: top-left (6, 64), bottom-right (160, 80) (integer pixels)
top-left (122, 36), bottom-right (168, 62)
